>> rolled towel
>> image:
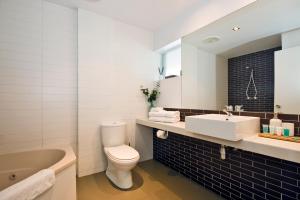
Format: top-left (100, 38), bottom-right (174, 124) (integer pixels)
top-left (0, 169), bottom-right (55, 200)
top-left (149, 116), bottom-right (180, 123)
top-left (149, 111), bottom-right (180, 118)
top-left (150, 107), bottom-right (164, 112)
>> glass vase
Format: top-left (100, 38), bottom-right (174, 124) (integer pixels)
top-left (149, 101), bottom-right (155, 110)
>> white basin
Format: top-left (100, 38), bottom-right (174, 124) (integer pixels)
top-left (185, 114), bottom-right (260, 141)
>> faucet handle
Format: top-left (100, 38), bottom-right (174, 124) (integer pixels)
top-left (223, 106), bottom-right (233, 117)
top-left (225, 105), bottom-right (233, 111)
top-left (235, 105), bottom-right (244, 112)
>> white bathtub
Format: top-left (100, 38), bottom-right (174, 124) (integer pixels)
top-left (0, 146), bottom-right (76, 200)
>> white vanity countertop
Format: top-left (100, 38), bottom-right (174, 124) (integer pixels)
top-left (136, 118), bottom-right (300, 164)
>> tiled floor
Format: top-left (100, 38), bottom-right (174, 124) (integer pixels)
top-left (77, 160), bottom-right (223, 200)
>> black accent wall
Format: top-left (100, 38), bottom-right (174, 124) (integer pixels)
top-left (228, 47), bottom-right (281, 112)
top-left (153, 130), bottom-right (300, 200)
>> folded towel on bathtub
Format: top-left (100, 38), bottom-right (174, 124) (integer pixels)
top-left (0, 169), bottom-right (55, 200)
top-left (149, 111), bottom-right (180, 118)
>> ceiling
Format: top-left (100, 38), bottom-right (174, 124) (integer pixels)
top-left (46, 0), bottom-right (204, 31)
top-left (182, 0), bottom-right (300, 57)
top-left (221, 34), bottom-right (281, 58)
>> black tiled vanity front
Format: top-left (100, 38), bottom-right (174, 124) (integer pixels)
top-left (153, 130), bottom-right (300, 200)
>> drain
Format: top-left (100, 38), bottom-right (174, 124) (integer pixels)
top-left (9, 174), bottom-right (17, 181)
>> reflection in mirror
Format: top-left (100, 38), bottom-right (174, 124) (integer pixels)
top-left (162, 47), bottom-right (181, 78)
top-left (180, 0), bottom-right (300, 114)
top-left (157, 40), bottom-right (182, 109)
top-left (181, 41), bottom-right (227, 110)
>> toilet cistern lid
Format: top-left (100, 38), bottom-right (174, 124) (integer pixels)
top-left (106, 145), bottom-right (139, 160)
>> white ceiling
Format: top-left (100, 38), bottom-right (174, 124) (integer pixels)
top-left (183, 0), bottom-right (300, 57)
top-left (220, 34), bottom-right (281, 58)
top-left (46, 0), bottom-right (204, 31)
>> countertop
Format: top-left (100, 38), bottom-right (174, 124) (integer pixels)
top-left (136, 118), bottom-right (300, 164)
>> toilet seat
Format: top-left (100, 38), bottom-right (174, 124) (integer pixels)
top-left (105, 145), bottom-right (139, 163)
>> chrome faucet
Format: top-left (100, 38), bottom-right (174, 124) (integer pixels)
top-left (223, 106), bottom-right (233, 117)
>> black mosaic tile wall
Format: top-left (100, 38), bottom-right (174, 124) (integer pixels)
top-left (228, 47), bottom-right (281, 112)
top-left (153, 130), bottom-right (300, 200)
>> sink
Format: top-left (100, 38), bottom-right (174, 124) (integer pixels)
top-left (185, 114), bottom-right (260, 141)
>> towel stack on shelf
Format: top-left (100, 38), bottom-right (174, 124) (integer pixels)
top-left (149, 107), bottom-right (180, 123)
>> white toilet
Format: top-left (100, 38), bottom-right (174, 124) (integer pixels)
top-left (101, 121), bottom-right (140, 189)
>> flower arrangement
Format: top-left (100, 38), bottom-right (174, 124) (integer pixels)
top-left (141, 81), bottom-right (160, 108)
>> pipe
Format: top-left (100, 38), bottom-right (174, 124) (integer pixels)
top-left (220, 145), bottom-right (226, 160)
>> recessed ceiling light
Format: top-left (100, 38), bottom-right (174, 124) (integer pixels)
top-left (232, 26), bottom-right (240, 31)
top-left (202, 36), bottom-right (221, 44)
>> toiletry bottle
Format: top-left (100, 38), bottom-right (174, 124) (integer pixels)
top-left (270, 112), bottom-right (282, 127)
top-left (283, 123), bottom-right (294, 137)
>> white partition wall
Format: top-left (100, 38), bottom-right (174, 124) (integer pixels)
top-left (157, 77), bottom-right (182, 108)
top-left (281, 28), bottom-right (300, 49)
top-left (181, 42), bottom-right (228, 110)
top-left (78, 9), bottom-right (159, 177)
top-left (275, 46), bottom-right (300, 114)
top-left (0, 0), bottom-right (77, 153)
top-left (181, 43), bottom-right (199, 109)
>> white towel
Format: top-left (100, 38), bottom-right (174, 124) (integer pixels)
top-left (149, 116), bottom-right (180, 123)
top-left (0, 169), bottom-right (55, 200)
top-left (149, 111), bottom-right (180, 118)
top-left (150, 107), bottom-right (164, 112)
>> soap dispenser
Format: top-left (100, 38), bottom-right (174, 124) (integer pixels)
top-left (270, 112), bottom-right (282, 127)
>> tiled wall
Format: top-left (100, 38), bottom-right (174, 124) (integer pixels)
top-left (153, 130), bottom-right (300, 200)
top-left (42, 2), bottom-right (77, 150)
top-left (0, 0), bottom-right (77, 153)
top-left (165, 108), bottom-right (300, 136)
top-left (77, 9), bottom-right (159, 177)
top-left (228, 47), bottom-right (281, 112)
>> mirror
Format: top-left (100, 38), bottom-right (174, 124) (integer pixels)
top-left (180, 0), bottom-right (300, 114)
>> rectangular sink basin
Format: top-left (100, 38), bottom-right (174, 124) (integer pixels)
top-left (185, 114), bottom-right (260, 141)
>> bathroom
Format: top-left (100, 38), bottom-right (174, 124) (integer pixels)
top-left (0, 0), bottom-right (299, 199)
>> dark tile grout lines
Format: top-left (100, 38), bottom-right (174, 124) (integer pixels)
top-left (153, 130), bottom-right (300, 200)
top-left (228, 47), bottom-right (281, 113)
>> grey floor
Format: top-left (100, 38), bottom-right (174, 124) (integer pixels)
top-left (77, 160), bottom-right (223, 200)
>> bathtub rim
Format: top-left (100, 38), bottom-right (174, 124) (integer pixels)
top-left (0, 146), bottom-right (76, 175)
top-left (49, 146), bottom-right (76, 174)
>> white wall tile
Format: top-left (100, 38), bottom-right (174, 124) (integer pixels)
top-left (0, 0), bottom-right (77, 154)
top-left (42, 1), bottom-right (77, 151)
top-left (78, 9), bottom-right (159, 177)
top-left (0, 0), bottom-right (157, 177)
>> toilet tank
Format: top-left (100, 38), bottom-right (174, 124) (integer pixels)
top-left (101, 121), bottom-right (126, 147)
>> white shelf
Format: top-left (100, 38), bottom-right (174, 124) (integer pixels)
top-left (136, 118), bottom-right (300, 164)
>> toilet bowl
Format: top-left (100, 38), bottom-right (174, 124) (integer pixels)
top-left (104, 145), bottom-right (139, 189)
top-left (101, 121), bottom-right (140, 189)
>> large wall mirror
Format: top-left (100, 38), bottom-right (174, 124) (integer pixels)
top-left (159, 0), bottom-right (300, 114)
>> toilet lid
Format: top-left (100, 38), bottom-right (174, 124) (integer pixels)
top-left (106, 145), bottom-right (139, 160)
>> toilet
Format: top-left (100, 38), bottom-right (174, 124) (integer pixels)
top-left (101, 121), bottom-right (140, 189)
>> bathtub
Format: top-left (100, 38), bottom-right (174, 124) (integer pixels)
top-left (0, 146), bottom-right (76, 200)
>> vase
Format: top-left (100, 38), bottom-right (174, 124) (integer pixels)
top-left (149, 101), bottom-right (155, 110)
top-left (159, 75), bottom-right (164, 80)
